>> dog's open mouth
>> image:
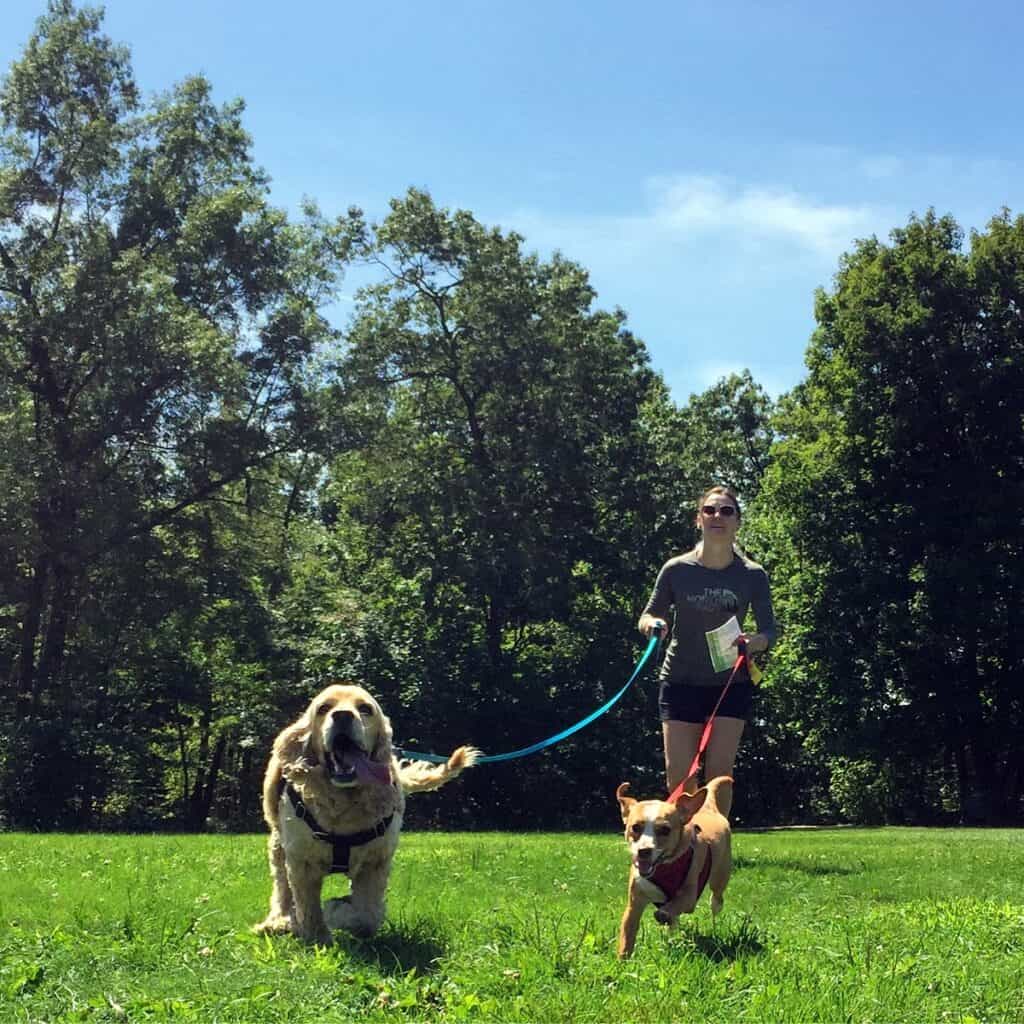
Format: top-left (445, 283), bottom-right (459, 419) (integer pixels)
top-left (634, 853), bottom-right (663, 879)
top-left (325, 735), bottom-right (391, 787)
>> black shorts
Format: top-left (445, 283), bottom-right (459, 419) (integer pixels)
top-left (658, 679), bottom-right (755, 724)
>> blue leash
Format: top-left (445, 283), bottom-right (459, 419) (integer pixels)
top-left (395, 633), bottom-right (661, 764)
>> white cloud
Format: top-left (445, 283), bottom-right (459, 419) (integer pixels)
top-left (504, 171), bottom-right (891, 275)
top-left (649, 174), bottom-right (878, 255)
top-left (480, 151), bottom-right (1024, 401)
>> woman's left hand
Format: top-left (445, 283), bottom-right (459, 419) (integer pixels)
top-left (735, 632), bottom-right (768, 655)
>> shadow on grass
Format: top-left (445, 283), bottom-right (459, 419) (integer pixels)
top-left (334, 918), bottom-right (447, 975)
top-left (733, 854), bottom-right (861, 877)
top-left (682, 916), bottom-right (768, 962)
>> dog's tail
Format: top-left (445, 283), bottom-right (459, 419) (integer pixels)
top-left (396, 745), bottom-right (481, 794)
top-left (704, 775), bottom-right (734, 819)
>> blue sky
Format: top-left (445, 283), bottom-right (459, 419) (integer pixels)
top-left (5, 0), bottom-right (1024, 403)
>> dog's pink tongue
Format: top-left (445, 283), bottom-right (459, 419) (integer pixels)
top-left (352, 753), bottom-right (391, 785)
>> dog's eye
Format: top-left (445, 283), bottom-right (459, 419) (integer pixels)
top-left (655, 825), bottom-right (671, 838)
top-left (357, 703), bottom-right (374, 716)
top-left (630, 823), bottom-right (643, 837)
top-left (316, 703), bottom-right (331, 717)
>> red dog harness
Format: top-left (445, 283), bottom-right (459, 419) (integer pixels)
top-left (650, 843), bottom-right (712, 907)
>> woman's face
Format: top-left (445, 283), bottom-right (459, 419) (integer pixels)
top-left (697, 492), bottom-right (740, 543)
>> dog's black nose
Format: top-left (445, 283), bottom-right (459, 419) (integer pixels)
top-left (331, 708), bottom-right (356, 723)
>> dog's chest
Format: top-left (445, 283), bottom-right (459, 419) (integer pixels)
top-left (278, 803), bottom-right (329, 861)
top-left (634, 875), bottom-right (668, 904)
top-left (277, 793), bottom-right (400, 867)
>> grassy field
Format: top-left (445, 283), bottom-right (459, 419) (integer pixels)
top-left (1, 826), bottom-right (1022, 1022)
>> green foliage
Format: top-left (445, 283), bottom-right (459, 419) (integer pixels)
top-left (750, 209), bottom-right (1024, 824)
top-left (0, 2), bottom-right (342, 827)
top-left (4, 6), bottom-right (1022, 834)
top-left (329, 188), bottom-right (661, 641)
top-left (827, 756), bottom-right (891, 825)
top-left (305, 189), bottom-right (680, 826)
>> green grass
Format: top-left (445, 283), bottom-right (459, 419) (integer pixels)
top-left (1, 828), bottom-right (1023, 1022)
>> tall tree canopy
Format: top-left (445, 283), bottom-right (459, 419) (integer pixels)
top-left (0, 1), bottom-right (342, 824)
top-left (751, 210), bottom-right (1024, 823)
top-left (301, 190), bottom-right (677, 824)
top-left (7, 5), bottom-right (1020, 833)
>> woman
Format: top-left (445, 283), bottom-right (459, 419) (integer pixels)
top-left (638, 485), bottom-right (777, 794)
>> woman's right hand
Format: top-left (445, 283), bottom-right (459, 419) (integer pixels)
top-left (639, 614), bottom-right (668, 639)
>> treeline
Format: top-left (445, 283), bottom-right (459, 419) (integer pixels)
top-left (1, 2), bottom-right (1022, 831)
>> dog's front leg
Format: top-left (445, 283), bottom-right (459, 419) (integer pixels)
top-left (288, 863), bottom-right (331, 946)
top-left (329, 851), bottom-right (393, 937)
top-left (618, 882), bottom-right (648, 959)
top-left (325, 856), bottom-right (391, 938)
top-left (253, 832), bottom-right (294, 935)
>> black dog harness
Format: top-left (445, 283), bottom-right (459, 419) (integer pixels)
top-left (282, 780), bottom-right (394, 875)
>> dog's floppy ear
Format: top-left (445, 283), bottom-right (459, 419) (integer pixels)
top-left (274, 705), bottom-right (316, 769)
top-left (616, 782), bottom-right (636, 822)
top-left (370, 709), bottom-right (394, 763)
top-left (671, 786), bottom-right (708, 822)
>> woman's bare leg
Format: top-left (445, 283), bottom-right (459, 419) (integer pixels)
top-left (662, 720), bottom-right (704, 793)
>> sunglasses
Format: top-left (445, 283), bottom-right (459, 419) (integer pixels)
top-left (701, 505), bottom-right (736, 518)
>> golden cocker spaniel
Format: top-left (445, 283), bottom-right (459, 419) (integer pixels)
top-left (253, 683), bottom-right (479, 945)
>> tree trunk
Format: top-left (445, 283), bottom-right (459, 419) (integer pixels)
top-left (13, 554), bottom-right (47, 715)
top-left (191, 733), bottom-right (227, 830)
top-left (34, 558), bottom-right (74, 706)
top-left (484, 594), bottom-right (504, 676)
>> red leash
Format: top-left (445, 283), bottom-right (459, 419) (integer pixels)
top-left (667, 645), bottom-right (748, 805)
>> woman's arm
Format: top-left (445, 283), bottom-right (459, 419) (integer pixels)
top-left (638, 562), bottom-right (673, 637)
top-left (742, 568), bottom-right (778, 653)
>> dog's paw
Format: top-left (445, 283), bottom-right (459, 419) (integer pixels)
top-left (324, 895), bottom-right (384, 937)
top-left (252, 915), bottom-right (292, 935)
top-left (653, 909), bottom-right (673, 926)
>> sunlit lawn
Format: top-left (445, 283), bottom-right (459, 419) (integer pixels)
top-left (1, 827), bottom-right (1022, 1022)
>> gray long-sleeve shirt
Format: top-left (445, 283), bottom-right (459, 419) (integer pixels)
top-left (643, 550), bottom-right (778, 686)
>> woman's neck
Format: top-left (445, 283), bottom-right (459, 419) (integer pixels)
top-left (696, 539), bottom-right (734, 570)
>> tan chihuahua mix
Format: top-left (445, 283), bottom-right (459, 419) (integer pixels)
top-left (615, 775), bottom-right (734, 959)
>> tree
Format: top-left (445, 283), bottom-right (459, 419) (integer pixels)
top-left (751, 210), bottom-right (1024, 823)
top-left (326, 189), bottom-right (659, 668)
top-left (300, 189), bottom-right (674, 824)
top-left (0, 2), bottom-right (342, 825)
top-left (640, 370), bottom-right (775, 556)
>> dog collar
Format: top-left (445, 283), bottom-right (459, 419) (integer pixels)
top-left (282, 781), bottom-right (394, 875)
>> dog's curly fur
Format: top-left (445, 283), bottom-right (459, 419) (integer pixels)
top-left (253, 683), bottom-right (479, 945)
